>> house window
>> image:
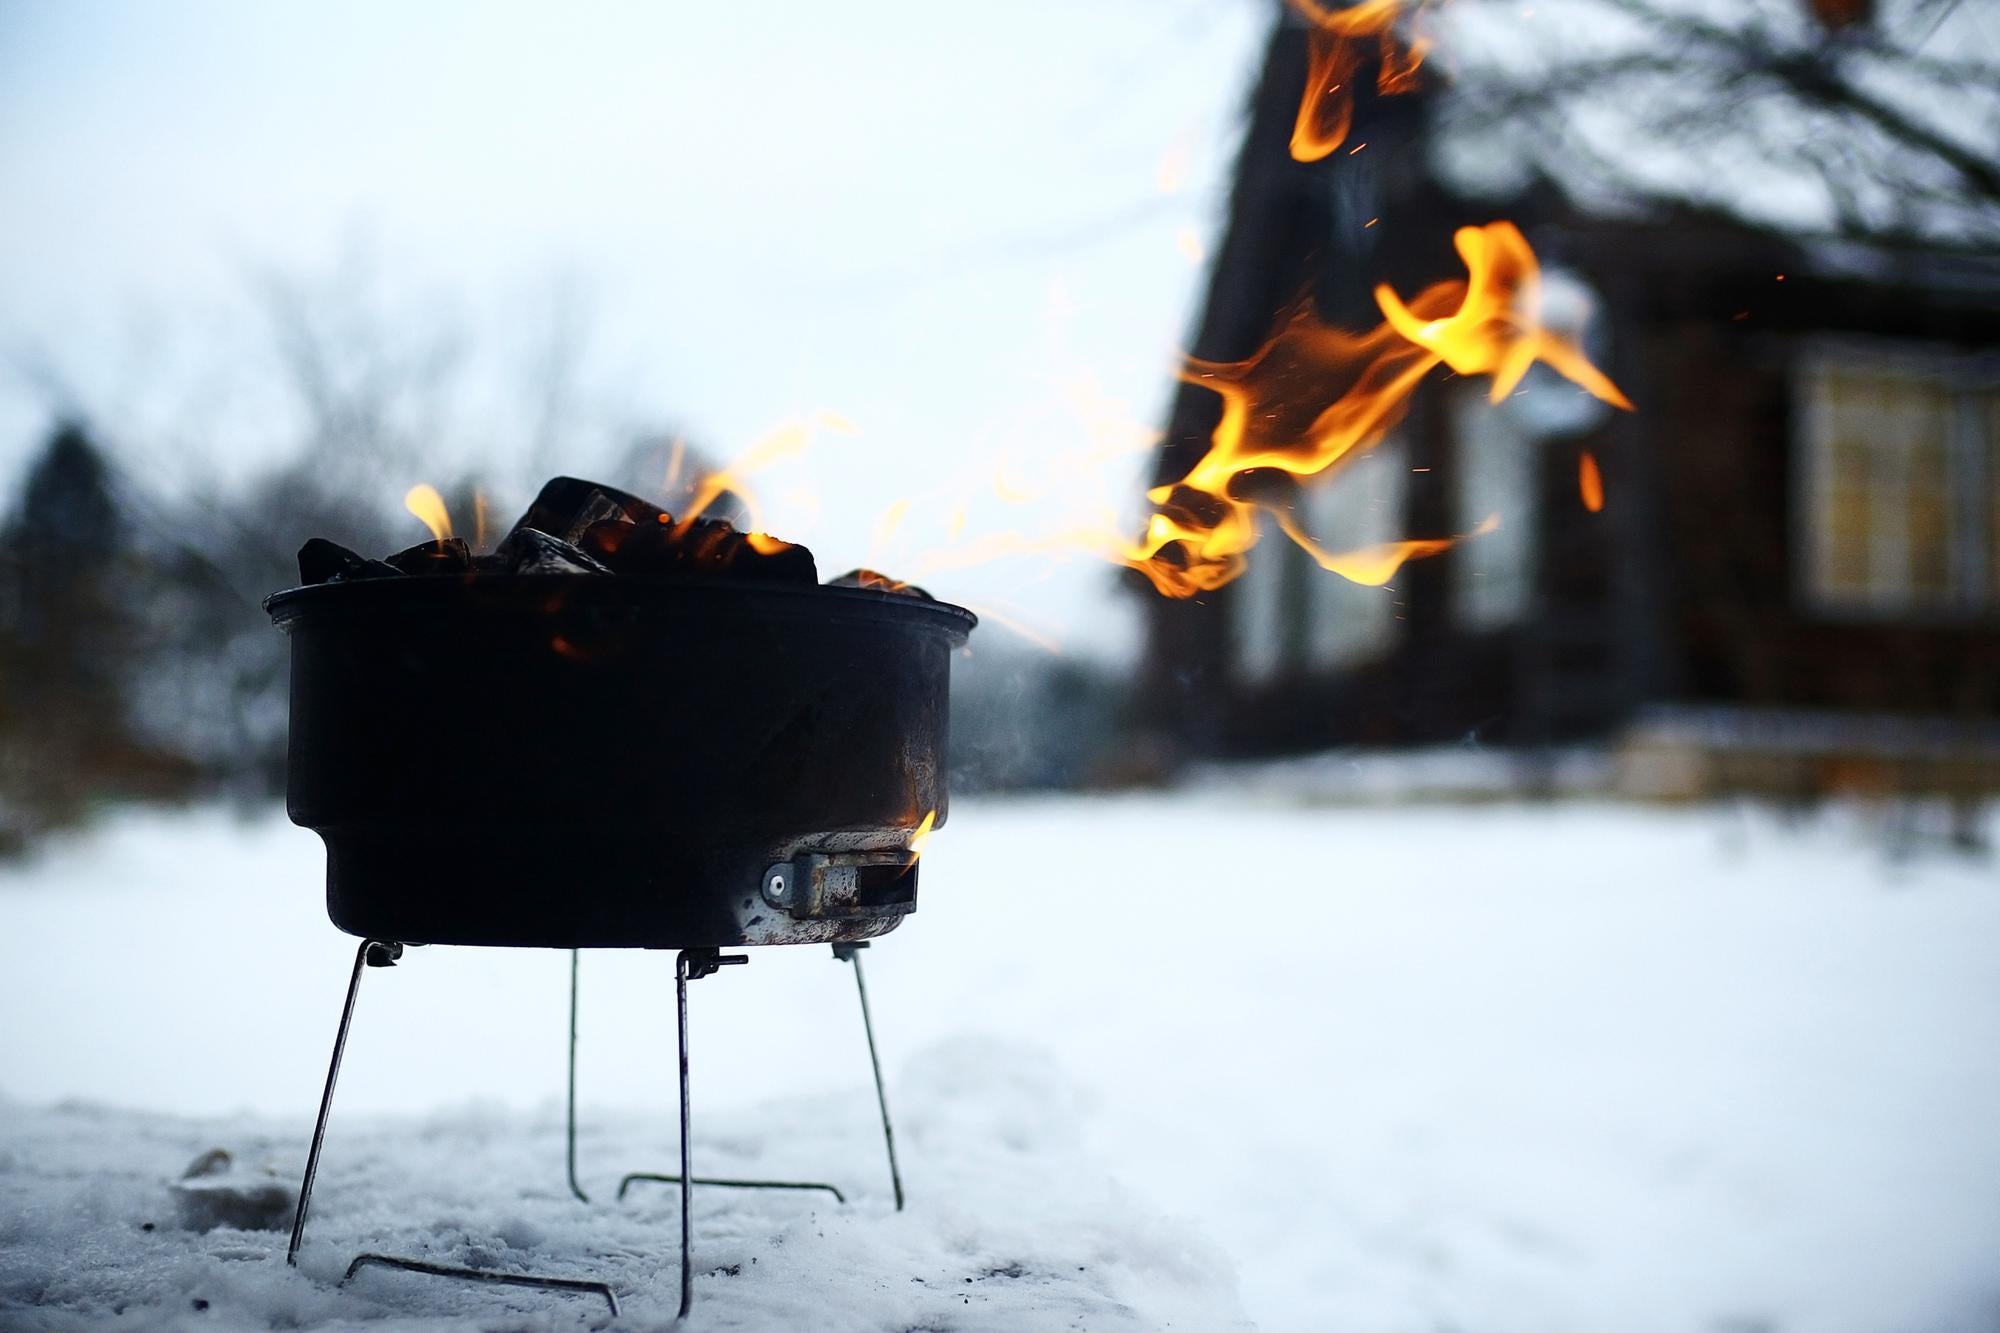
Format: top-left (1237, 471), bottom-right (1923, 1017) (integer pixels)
top-left (1230, 437), bottom-right (1404, 683)
top-left (1233, 511), bottom-right (1292, 685)
top-left (1798, 350), bottom-right (2000, 616)
top-left (1449, 387), bottom-right (1535, 629)
top-left (1306, 438), bottom-right (1404, 668)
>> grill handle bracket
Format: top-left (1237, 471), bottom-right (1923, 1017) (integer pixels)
top-left (762, 855), bottom-right (917, 919)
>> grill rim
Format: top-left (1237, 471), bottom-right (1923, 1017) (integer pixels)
top-left (264, 572), bottom-right (978, 639)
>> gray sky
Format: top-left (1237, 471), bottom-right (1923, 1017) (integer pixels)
top-left (0, 0), bottom-right (1265, 658)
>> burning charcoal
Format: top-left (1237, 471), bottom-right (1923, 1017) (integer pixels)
top-left (298, 537), bottom-right (401, 586)
top-left (830, 568), bottom-right (934, 600)
top-left (493, 525), bottom-right (613, 576)
top-left (509, 476), bottom-right (666, 546)
top-left (299, 537), bottom-right (364, 585)
top-left (579, 515), bottom-right (818, 584)
top-left (725, 528), bottom-right (818, 584)
top-left (385, 537), bottom-right (473, 576)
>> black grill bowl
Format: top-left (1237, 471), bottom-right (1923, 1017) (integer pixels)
top-left (266, 576), bottom-right (974, 949)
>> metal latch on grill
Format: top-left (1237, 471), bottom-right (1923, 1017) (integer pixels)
top-left (762, 853), bottom-right (919, 919)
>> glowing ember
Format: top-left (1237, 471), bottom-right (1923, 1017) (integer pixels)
top-left (307, 475), bottom-right (840, 587)
top-left (834, 568), bottom-right (916, 593)
top-left (1579, 449), bottom-right (1605, 512)
top-left (404, 484), bottom-right (454, 546)
top-left (1286, 0), bottom-right (1430, 163)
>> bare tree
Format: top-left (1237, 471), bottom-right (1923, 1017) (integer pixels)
top-left (0, 255), bottom-right (687, 814)
top-left (1430, 0), bottom-right (2000, 248)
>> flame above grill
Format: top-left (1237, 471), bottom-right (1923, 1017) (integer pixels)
top-left (1121, 221), bottom-right (1630, 597)
top-left (1286, 0), bottom-right (1431, 163)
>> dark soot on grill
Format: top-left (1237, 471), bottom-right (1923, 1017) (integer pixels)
top-left (296, 476), bottom-right (932, 598)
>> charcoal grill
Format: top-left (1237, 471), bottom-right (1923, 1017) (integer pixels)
top-left (268, 572), bottom-right (974, 1318)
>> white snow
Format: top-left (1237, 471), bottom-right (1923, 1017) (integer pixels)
top-left (0, 1040), bottom-right (1243, 1330)
top-left (2, 794), bottom-right (1998, 1331)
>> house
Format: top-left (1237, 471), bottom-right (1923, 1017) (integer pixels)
top-left (1135, 3), bottom-right (2000, 800)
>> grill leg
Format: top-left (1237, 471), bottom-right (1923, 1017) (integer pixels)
top-left (674, 948), bottom-right (745, 1320)
top-left (834, 942), bottom-right (905, 1212)
top-left (610, 946), bottom-right (846, 1207)
top-left (289, 938), bottom-right (401, 1267)
top-left (290, 937), bottom-right (617, 1317)
top-left (341, 1254), bottom-right (618, 1318)
top-left (566, 949), bottom-right (589, 1203)
top-left (675, 951), bottom-right (694, 1321)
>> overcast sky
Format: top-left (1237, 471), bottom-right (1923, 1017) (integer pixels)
top-left (0, 0), bottom-right (1266, 658)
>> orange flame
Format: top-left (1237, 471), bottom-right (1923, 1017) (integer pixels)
top-left (993, 463), bottom-right (1039, 505)
top-left (1375, 225), bottom-right (1631, 409)
top-left (1579, 449), bottom-right (1605, 512)
top-left (1120, 221), bottom-right (1628, 597)
top-left (404, 484), bottom-right (453, 545)
top-left (869, 498), bottom-right (913, 564)
top-left (906, 809), bottom-right (937, 864)
top-left (678, 421), bottom-right (812, 532)
top-left (1156, 135), bottom-right (1194, 194)
top-left (1287, 0), bottom-right (1431, 163)
top-left (663, 437), bottom-right (688, 492)
top-left (1277, 510), bottom-right (1500, 586)
top-left (674, 414), bottom-right (848, 539)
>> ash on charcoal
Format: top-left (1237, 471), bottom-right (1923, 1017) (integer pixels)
top-left (510, 476), bottom-right (665, 545)
top-left (579, 515), bottom-right (818, 584)
top-left (831, 568), bottom-right (934, 600)
top-left (385, 537), bottom-right (473, 576)
top-left (168, 1147), bottom-right (294, 1233)
top-left (298, 538), bottom-right (400, 586)
top-left (490, 526), bottom-right (611, 576)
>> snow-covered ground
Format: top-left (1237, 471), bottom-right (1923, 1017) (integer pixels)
top-left (2, 794), bottom-right (1997, 1331)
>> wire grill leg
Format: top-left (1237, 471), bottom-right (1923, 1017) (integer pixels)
top-left (290, 938), bottom-right (608, 1318)
top-left (675, 952), bottom-right (693, 1320)
top-left (566, 949), bottom-right (589, 1203)
top-left (674, 948), bottom-right (745, 1320)
top-left (615, 1173), bottom-right (843, 1203)
top-left (342, 1253), bottom-right (619, 1318)
top-left (289, 938), bottom-right (400, 1267)
top-left (586, 944), bottom-right (850, 1211)
top-left (836, 943), bottom-right (905, 1211)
